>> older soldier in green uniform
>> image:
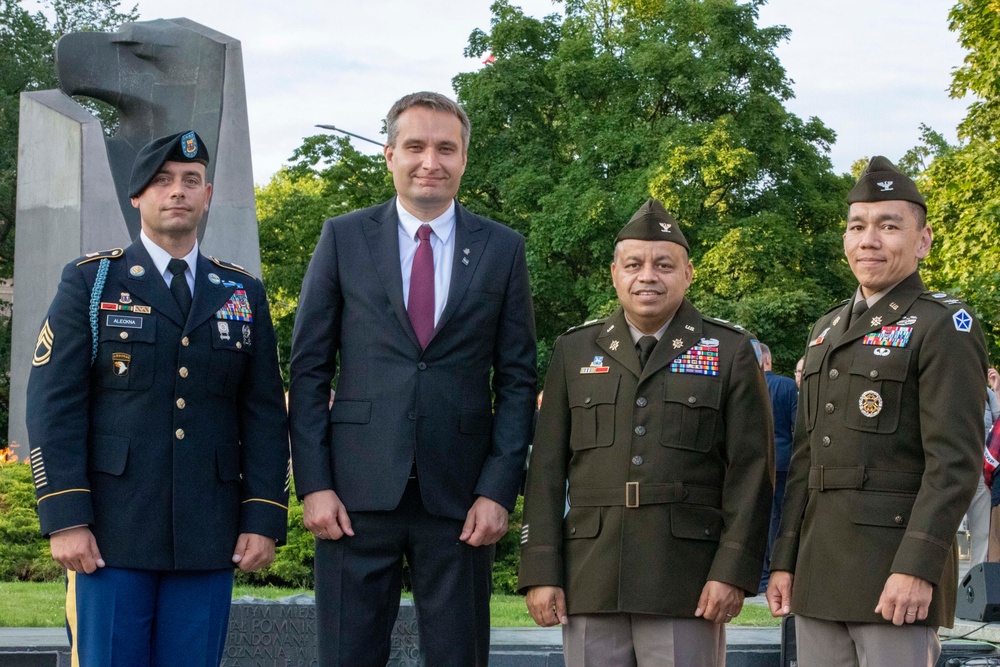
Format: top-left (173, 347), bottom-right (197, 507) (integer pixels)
top-left (518, 199), bottom-right (774, 667)
top-left (767, 157), bottom-right (989, 666)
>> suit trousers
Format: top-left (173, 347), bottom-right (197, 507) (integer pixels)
top-left (67, 567), bottom-right (233, 667)
top-left (561, 613), bottom-right (726, 667)
top-left (314, 478), bottom-right (493, 666)
top-left (794, 614), bottom-right (940, 667)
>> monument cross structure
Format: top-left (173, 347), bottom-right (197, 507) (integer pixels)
top-left (9, 18), bottom-right (261, 453)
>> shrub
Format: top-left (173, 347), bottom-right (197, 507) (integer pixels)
top-left (0, 454), bottom-right (63, 582)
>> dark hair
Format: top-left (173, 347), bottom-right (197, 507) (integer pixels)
top-left (385, 92), bottom-right (470, 152)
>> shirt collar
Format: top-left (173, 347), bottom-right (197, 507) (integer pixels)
top-left (396, 197), bottom-right (456, 244)
top-left (624, 313), bottom-right (671, 344)
top-left (855, 283), bottom-right (895, 308)
top-left (140, 230), bottom-right (198, 282)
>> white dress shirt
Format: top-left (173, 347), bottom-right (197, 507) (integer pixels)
top-left (140, 230), bottom-right (198, 294)
top-left (397, 198), bottom-right (455, 328)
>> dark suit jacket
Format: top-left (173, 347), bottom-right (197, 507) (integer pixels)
top-left (27, 239), bottom-right (290, 570)
top-left (765, 371), bottom-right (797, 472)
top-left (288, 199), bottom-right (537, 519)
top-left (771, 271), bottom-right (988, 626)
top-left (518, 304), bottom-right (774, 615)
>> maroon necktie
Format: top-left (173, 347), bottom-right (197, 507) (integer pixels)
top-left (408, 224), bottom-right (435, 348)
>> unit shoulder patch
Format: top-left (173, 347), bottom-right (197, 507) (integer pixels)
top-left (209, 256), bottom-right (257, 279)
top-left (75, 248), bottom-right (124, 266)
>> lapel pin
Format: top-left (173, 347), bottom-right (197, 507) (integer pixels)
top-left (208, 273), bottom-right (221, 285)
top-left (685, 325), bottom-right (695, 331)
top-left (462, 257), bottom-right (469, 265)
top-left (607, 324), bottom-right (614, 332)
top-left (673, 338), bottom-right (684, 349)
top-left (463, 247), bottom-right (470, 255)
top-left (889, 302), bottom-right (899, 311)
top-left (609, 340), bottom-right (620, 351)
top-left (129, 265), bottom-right (145, 277)
top-left (870, 315), bottom-right (882, 327)
top-left (832, 316), bottom-right (841, 326)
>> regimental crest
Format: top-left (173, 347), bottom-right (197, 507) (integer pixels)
top-left (877, 180), bottom-right (894, 192)
top-left (119, 292), bottom-right (132, 304)
top-left (112, 352), bottom-right (130, 376)
top-left (32, 319), bottom-right (53, 367)
top-left (181, 131), bottom-right (198, 158)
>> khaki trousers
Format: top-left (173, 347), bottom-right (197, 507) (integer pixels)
top-left (562, 613), bottom-right (725, 667)
top-left (794, 615), bottom-right (940, 667)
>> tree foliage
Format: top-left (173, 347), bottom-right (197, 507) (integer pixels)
top-left (913, 0), bottom-right (1000, 358)
top-left (452, 0), bottom-right (852, 374)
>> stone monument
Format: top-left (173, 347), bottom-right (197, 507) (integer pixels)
top-left (9, 18), bottom-right (260, 453)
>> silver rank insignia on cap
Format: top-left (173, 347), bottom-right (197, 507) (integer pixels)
top-left (877, 181), bottom-right (894, 192)
top-left (208, 273), bottom-right (221, 285)
top-left (859, 390), bottom-right (883, 418)
top-left (130, 265), bottom-right (145, 277)
top-left (659, 222), bottom-right (672, 233)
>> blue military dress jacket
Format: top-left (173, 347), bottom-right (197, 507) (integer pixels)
top-left (26, 239), bottom-right (289, 570)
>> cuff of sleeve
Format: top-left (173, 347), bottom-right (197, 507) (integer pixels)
top-left (707, 543), bottom-right (764, 595)
top-left (516, 547), bottom-right (564, 595)
top-left (37, 489), bottom-right (94, 537)
top-left (769, 536), bottom-right (799, 573)
top-left (474, 462), bottom-right (521, 513)
top-left (890, 533), bottom-right (950, 585)
top-left (240, 498), bottom-right (289, 546)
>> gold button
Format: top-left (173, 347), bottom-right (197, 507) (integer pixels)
top-left (894, 515), bottom-right (904, 525)
top-left (176, 398), bottom-right (186, 409)
top-left (181, 337), bottom-right (189, 347)
top-left (870, 370), bottom-right (879, 379)
top-left (179, 367), bottom-right (189, 378)
top-left (822, 436), bottom-right (831, 446)
top-left (688, 396), bottom-right (696, 404)
top-left (175, 429), bottom-right (185, 440)
top-left (584, 397), bottom-right (591, 404)
top-left (825, 403), bottom-right (835, 414)
top-left (119, 331), bottom-right (128, 340)
top-left (236, 342), bottom-right (242, 349)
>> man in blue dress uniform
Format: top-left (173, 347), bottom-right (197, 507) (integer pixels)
top-left (26, 131), bottom-right (290, 667)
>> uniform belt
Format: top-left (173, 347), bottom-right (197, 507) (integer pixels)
top-left (808, 465), bottom-right (923, 494)
top-left (569, 482), bottom-right (722, 509)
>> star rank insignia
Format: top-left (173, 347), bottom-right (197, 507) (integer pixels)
top-left (870, 316), bottom-right (882, 327)
top-left (609, 340), bottom-right (620, 351)
top-left (672, 338), bottom-right (684, 349)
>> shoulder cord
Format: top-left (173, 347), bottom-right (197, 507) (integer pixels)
top-left (88, 258), bottom-right (110, 365)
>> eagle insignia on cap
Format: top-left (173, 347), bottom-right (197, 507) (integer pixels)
top-left (181, 131), bottom-right (198, 158)
top-left (659, 222), bottom-right (672, 233)
top-left (876, 181), bottom-right (894, 192)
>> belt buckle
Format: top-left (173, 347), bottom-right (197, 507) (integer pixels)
top-left (626, 482), bottom-right (639, 508)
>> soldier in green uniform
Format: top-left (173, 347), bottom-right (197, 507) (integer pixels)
top-left (518, 199), bottom-right (774, 667)
top-left (767, 157), bottom-right (989, 666)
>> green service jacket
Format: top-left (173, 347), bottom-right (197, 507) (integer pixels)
top-left (518, 302), bottom-right (774, 616)
top-left (770, 272), bottom-right (988, 627)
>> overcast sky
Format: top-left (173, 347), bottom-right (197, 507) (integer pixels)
top-left (82, 0), bottom-right (972, 184)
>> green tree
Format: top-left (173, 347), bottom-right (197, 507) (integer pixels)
top-left (256, 136), bottom-right (394, 378)
top-left (453, 0), bottom-right (852, 374)
top-left (912, 0), bottom-right (1000, 358)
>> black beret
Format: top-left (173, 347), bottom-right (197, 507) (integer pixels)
top-left (615, 199), bottom-right (689, 251)
top-left (847, 155), bottom-right (925, 211)
top-left (128, 131), bottom-right (210, 198)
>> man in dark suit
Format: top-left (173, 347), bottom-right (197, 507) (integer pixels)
top-left (767, 157), bottom-right (988, 666)
top-left (757, 342), bottom-right (797, 593)
top-left (26, 131), bottom-right (290, 666)
top-left (288, 92), bottom-right (537, 666)
top-left (518, 200), bottom-right (773, 667)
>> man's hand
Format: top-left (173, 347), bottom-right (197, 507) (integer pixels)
top-left (460, 497), bottom-right (508, 546)
top-left (525, 586), bottom-right (568, 626)
top-left (694, 580), bottom-right (745, 623)
top-left (50, 526), bottom-right (104, 574)
top-left (875, 573), bottom-right (932, 625)
top-left (232, 533), bottom-right (276, 572)
top-left (303, 489), bottom-right (354, 540)
top-left (766, 571), bottom-right (793, 617)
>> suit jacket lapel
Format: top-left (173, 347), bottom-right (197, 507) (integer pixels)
top-left (642, 300), bottom-right (704, 379)
top-left (185, 254), bottom-right (237, 335)
top-left (433, 203), bottom-right (486, 340)
top-left (363, 200), bottom-right (421, 350)
top-left (832, 272), bottom-right (925, 351)
top-left (121, 240), bottom-right (186, 328)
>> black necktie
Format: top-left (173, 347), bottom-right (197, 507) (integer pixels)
top-left (849, 298), bottom-right (868, 327)
top-left (636, 335), bottom-right (658, 370)
top-left (168, 258), bottom-right (192, 318)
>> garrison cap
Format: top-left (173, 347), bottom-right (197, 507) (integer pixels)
top-left (615, 198), bottom-right (689, 251)
top-left (128, 130), bottom-right (210, 198)
top-left (847, 155), bottom-right (925, 211)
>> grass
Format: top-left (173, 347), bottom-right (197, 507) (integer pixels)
top-left (0, 582), bottom-right (780, 628)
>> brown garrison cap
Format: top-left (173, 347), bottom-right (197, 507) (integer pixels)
top-left (847, 156), bottom-right (926, 211)
top-left (615, 199), bottom-right (689, 251)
